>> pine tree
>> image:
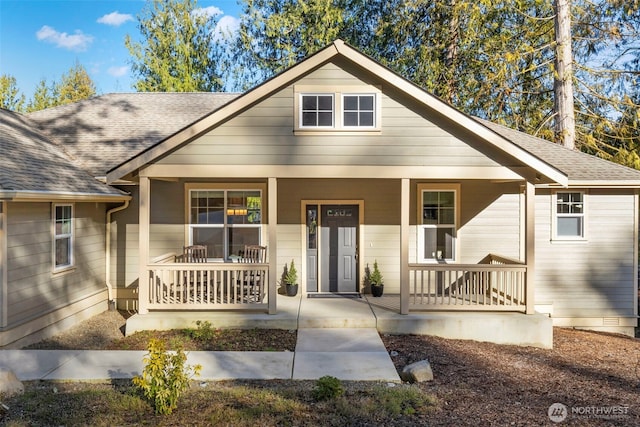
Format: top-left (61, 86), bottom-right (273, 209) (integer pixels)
top-left (55, 61), bottom-right (96, 105)
top-left (0, 74), bottom-right (25, 111)
top-left (232, 0), bottom-right (345, 89)
top-left (125, 0), bottom-right (224, 92)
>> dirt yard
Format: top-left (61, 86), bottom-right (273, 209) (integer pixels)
top-left (10, 310), bottom-right (640, 425)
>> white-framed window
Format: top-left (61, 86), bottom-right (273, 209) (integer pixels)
top-left (53, 204), bottom-right (73, 271)
top-left (296, 88), bottom-right (380, 131)
top-left (342, 94), bottom-right (375, 128)
top-left (554, 191), bottom-right (586, 239)
top-left (300, 94), bottom-right (334, 128)
top-left (189, 189), bottom-right (262, 260)
top-left (418, 185), bottom-right (459, 262)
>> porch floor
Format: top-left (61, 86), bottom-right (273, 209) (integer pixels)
top-left (126, 293), bottom-right (553, 348)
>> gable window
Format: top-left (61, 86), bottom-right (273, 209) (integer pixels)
top-left (301, 94), bottom-right (334, 128)
top-left (554, 191), bottom-right (585, 239)
top-left (343, 94), bottom-right (375, 127)
top-left (189, 189), bottom-right (262, 260)
top-left (295, 87), bottom-right (380, 132)
top-left (418, 186), bottom-right (458, 262)
top-left (53, 204), bottom-right (73, 270)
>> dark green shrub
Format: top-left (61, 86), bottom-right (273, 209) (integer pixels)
top-left (184, 320), bottom-right (215, 342)
top-left (312, 376), bottom-right (344, 401)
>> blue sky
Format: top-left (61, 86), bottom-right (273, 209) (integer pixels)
top-left (0, 0), bottom-right (242, 100)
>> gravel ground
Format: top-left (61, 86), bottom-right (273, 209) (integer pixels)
top-left (20, 309), bottom-right (640, 425)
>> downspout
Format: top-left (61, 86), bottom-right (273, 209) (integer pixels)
top-left (106, 200), bottom-right (130, 310)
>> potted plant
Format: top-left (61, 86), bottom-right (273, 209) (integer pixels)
top-left (284, 259), bottom-right (298, 296)
top-left (369, 260), bottom-right (384, 297)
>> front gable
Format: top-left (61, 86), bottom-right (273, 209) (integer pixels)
top-left (107, 40), bottom-right (567, 186)
top-left (155, 62), bottom-right (508, 177)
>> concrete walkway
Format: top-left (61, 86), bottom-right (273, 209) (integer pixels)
top-left (0, 296), bottom-right (401, 382)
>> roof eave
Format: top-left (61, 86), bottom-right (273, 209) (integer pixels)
top-left (537, 180), bottom-right (640, 189)
top-left (0, 190), bottom-right (131, 202)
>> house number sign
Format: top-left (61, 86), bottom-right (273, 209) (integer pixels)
top-left (326, 209), bottom-right (352, 217)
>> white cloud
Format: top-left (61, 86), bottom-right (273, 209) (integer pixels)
top-left (192, 6), bottom-right (223, 19)
top-left (97, 11), bottom-right (134, 26)
top-left (108, 66), bottom-right (129, 77)
top-left (36, 25), bottom-right (93, 51)
top-left (215, 15), bottom-right (240, 38)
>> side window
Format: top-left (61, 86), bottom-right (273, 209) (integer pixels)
top-left (54, 204), bottom-right (73, 270)
top-left (300, 94), bottom-right (334, 128)
top-left (555, 192), bottom-right (585, 239)
top-left (419, 189), bottom-right (457, 261)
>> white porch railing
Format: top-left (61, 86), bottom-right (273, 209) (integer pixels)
top-left (409, 254), bottom-right (527, 312)
top-left (146, 253), bottom-right (268, 310)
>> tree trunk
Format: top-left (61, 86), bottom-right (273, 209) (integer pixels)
top-left (444, 0), bottom-right (459, 104)
top-left (553, 0), bottom-right (576, 150)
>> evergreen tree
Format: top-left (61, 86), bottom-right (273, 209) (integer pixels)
top-left (232, 0), bottom-right (345, 89)
top-left (125, 0), bottom-right (224, 92)
top-left (26, 79), bottom-right (58, 112)
top-left (0, 74), bottom-right (25, 111)
top-left (55, 61), bottom-right (96, 105)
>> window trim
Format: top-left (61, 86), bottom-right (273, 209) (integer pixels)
top-left (53, 203), bottom-right (74, 272)
top-left (341, 93), bottom-right (377, 129)
top-left (185, 183), bottom-right (266, 261)
top-left (294, 85), bottom-right (382, 133)
top-left (552, 190), bottom-right (587, 241)
top-left (417, 184), bottom-right (460, 263)
top-left (299, 93), bottom-right (335, 129)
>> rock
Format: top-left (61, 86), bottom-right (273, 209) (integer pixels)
top-left (401, 360), bottom-right (434, 383)
top-left (0, 367), bottom-right (24, 397)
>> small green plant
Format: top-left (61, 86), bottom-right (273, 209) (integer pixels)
top-left (132, 338), bottom-right (202, 415)
top-left (312, 375), bottom-right (344, 401)
top-left (370, 260), bottom-right (383, 285)
top-left (285, 259), bottom-right (298, 285)
top-left (184, 320), bottom-right (215, 342)
top-left (374, 385), bottom-right (436, 416)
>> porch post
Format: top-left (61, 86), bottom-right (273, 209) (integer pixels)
top-left (525, 180), bottom-right (536, 314)
top-left (138, 176), bottom-right (150, 315)
top-left (268, 177), bottom-right (278, 314)
top-left (400, 178), bottom-right (410, 314)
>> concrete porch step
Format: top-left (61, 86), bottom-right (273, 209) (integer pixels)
top-left (297, 296), bottom-right (376, 328)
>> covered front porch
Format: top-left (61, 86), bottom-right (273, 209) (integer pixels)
top-left (136, 176), bottom-right (538, 317)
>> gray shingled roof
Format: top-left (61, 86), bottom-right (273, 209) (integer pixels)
top-left (478, 119), bottom-right (640, 184)
top-left (0, 108), bottom-right (126, 197)
top-left (27, 92), bottom-right (239, 177)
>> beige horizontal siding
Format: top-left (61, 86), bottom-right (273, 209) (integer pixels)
top-left (363, 225), bottom-right (400, 293)
top-left (459, 182), bottom-right (521, 263)
top-left (276, 224), bottom-right (302, 281)
top-left (6, 202), bottom-right (106, 327)
top-left (157, 62), bottom-right (501, 170)
top-left (534, 190), bottom-right (636, 319)
top-left (277, 178), bottom-right (400, 225)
